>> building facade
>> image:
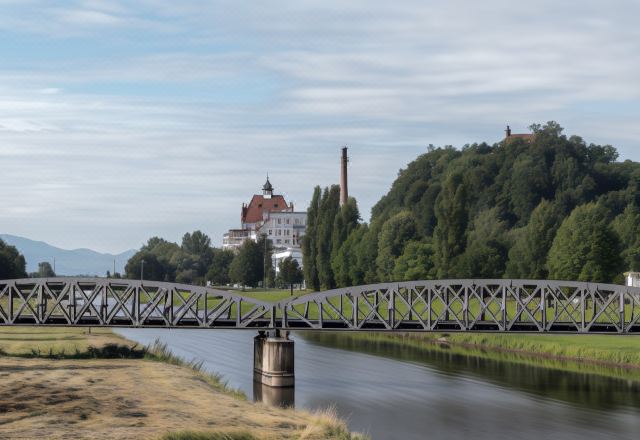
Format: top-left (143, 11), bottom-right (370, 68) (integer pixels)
top-left (223, 178), bottom-right (307, 259)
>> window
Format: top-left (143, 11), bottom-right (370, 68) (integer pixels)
top-left (278, 219), bottom-right (281, 224)
top-left (268, 230), bottom-right (272, 235)
top-left (286, 218), bottom-right (290, 224)
top-left (285, 239), bottom-right (289, 244)
top-left (277, 239), bottom-right (281, 244)
top-left (294, 219), bottom-right (299, 225)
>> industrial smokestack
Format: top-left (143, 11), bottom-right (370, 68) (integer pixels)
top-left (340, 146), bottom-right (349, 206)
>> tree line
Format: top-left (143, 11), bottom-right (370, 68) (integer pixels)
top-left (302, 122), bottom-right (640, 288)
top-left (124, 230), bottom-right (302, 289)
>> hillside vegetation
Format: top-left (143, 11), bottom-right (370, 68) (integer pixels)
top-left (303, 122), bottom-right (640, 289)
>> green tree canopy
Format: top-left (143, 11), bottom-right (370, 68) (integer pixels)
top-left (125, 252), bottom-right (166, 281)
top-left (229, 239), bottom-right (263, 288)
top-left (612, 203), bottom-right (640, 272)
top-left (506, 200), bottom-right (562, 279)
top-left (392, 240), bottom-right (434, 281)
top-left (376, 211), bottom-right (418, 281)
top-left (278, 257), bottom-right (304, 295)
top-left (206, 248), bottom-right (235, 285)
top-left (36, 261), bottom-right (56, 278)
top-left (547, 203), bottom-right (622, 282)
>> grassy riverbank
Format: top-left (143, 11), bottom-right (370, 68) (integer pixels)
top-left (322, 331), bottom-right (640, 381)
top-left (0, 327), bottom-right (366, 440)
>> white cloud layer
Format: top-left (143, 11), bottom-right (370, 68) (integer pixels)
top-left (0, 0), bottom-right (638, 252)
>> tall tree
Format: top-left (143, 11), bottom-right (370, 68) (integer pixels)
top-left (316, 185), bottom-right (341, 289)
top-left (506, 200), bottom-right (562, 279)
top-left (459, 208), bottom-right (510, 278)
top-left (547, 203), bottom-right (622, 282)
top-left (229, 239), bottom-right (263, 288)
top-left (433, 172), bottom-right (468, 278)
top-left (302, 186), bottom-right (322, 290)
top-left (206, 248), bottom-right (235, 285)
top-left (36, 261), bottom-right (56, 277)
top-left (376, 211), bottom-right (418, 281)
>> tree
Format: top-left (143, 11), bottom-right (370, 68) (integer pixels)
top-left (506, 200), bottom-right (562, 279)
top-left (459, 208), bottom-right (510, 278)
top-left (0, 239), bottom-right (27, 279)
top-left (547, 203), bottom-right (622, 282)
top-left (316, 185), bottom-right (341, 289)
top-left (181, 230), bottom-right (214, 281)
top-left (392, 240), bottom-right (434, 281)
top-left (206, 248), bottom-right (235, 285)
top-left (229, 239), bottom-right (263, 288)
top-left (181, 230), bottom-right (212, 256)
top-left (376, 211), bottom-right (418, 281)
top-left (302, 186), bottom-right (322, 290)
top-left (433, 172), bottom-right (468, 278)
top-left (36, 261), bottom-right (56, 277)
top-left (278, 257), bottom-right (304, 295)
top-left (612, 203), bottom-right (640, 271)
top-left (125, 252), bottom-right (165, 281)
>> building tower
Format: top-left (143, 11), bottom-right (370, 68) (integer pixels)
top-left (263, 175), bottom-right (274, 199)
top-left (340, 147), bottom-right (349, 206)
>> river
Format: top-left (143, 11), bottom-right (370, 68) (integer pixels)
top-left (115, 329), bottom-right (640, 440)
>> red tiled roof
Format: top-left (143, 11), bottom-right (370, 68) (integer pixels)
top-left (242, 194), bottom-right (290, 225)
top-left (505, 133), bottom-right (534, 143)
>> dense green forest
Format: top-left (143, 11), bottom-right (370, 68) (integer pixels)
top-left (303, 122), bottom-right (640, 288)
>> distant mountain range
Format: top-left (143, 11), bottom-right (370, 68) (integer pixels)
top-left (0, 234), bottom-right (136, 276)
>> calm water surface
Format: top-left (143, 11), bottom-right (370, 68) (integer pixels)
top-left (116, 329), bottom-right (640, 440)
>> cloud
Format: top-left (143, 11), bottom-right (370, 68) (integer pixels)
top-left (0, 0), bottom-right (638, 252)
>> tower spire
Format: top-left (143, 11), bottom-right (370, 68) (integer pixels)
top-left (262, 174), bottom-right (274, 199)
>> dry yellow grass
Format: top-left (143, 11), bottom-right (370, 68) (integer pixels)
top-left (0, 328), bottom-right (365, 440)
top-left (0, 327), bottom-right (122, 356)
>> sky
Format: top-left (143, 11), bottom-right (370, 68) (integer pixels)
top-left (0, 0), bottom-right (639, 253)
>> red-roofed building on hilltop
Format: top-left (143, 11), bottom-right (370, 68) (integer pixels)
top-left (223, 177), bottom-right (307, 258)
top-left (504, 125), bottom-right (535, 143)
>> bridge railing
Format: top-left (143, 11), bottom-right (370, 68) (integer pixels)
top-left (0, 278), bottom-right (277, 328)
top-left (1, 278), bottom-right (639, 333)
top-left (279, 280), bottom-right (640, 333)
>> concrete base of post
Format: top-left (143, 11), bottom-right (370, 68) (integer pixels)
top-left (253, 330), bottom-right (294, 388)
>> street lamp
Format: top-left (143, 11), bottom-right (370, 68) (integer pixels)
top-left (262, 234), bottom-right (267, 289)
top-left (141, 259), bottom-right (145, 281)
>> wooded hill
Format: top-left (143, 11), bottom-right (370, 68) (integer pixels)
top-left (302, 122), bottom-right (640, 289)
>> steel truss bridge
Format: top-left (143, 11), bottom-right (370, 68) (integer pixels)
top-left (1, 278), bottom-right (639, 333)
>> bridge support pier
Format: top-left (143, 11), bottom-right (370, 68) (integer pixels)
top-left (253, 330), bottom-right (294, 388)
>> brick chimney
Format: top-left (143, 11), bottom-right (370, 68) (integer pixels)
top-left (340, 147), bottom-right (349, 206)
